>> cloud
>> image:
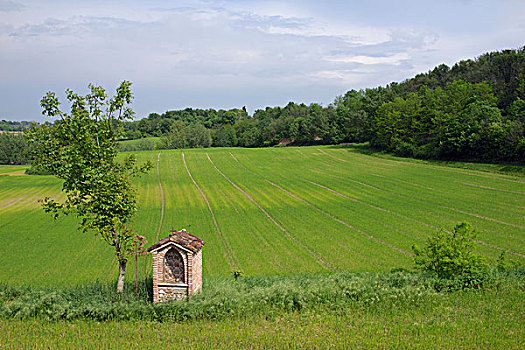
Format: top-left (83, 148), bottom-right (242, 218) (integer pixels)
top-left (0, 0), bottom-right (24, 12)
top-left (8, 16), bottom-right (147, 38)
top-left (0, 1), bottom-right (522, 121)
top-left (324, 53), bottom-right (411, 66)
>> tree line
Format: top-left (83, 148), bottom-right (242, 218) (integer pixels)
top-left (1, 46), bottom-right (524, 164)
top-left (120, 47), bottom-right (524, 162)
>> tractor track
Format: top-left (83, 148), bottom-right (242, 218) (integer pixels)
top-left (155, 152), bottom-right (165, 242)
top-left (306, 180), bottom-right (525, 259)
top-left (182, 152), bottom-right (238, 271)
top-left (228, 152), bottom-right (412, 257)
top-left (208, 153), bottom-right (330, 270)
top-left (305, 153), bottom-right (524, 229)
top-left (240, 152), bottom-right (525, 259)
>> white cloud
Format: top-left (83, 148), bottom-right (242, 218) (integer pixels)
top-left (325, 53), bottom-right (411, 66)
top-left (0, 0), bottom-right (24, 12)
top-left (0, 1), bottom-right (523, 121)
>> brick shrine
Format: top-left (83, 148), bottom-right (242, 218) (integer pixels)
top-left (147, 229), bottom-right (205, 303)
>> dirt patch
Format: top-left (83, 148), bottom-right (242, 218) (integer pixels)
top-left (0, 197), bottom-right (23, 210)
top-left (278, 138), bottom-right (294, 145)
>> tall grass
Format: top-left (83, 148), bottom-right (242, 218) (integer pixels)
top-left (1, 270), bottom-right (523, 349)
top-left (1, 269), bottom-right (523, 322)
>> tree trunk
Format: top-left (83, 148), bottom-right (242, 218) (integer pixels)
top-left (117, 259), bottom-right (127, 292)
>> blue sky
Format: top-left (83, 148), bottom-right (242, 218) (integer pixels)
top-left (1, 0), bottom-right (523, 122)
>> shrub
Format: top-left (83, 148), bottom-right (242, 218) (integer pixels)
top-left (2, 270), bottom-right (523, 322)
top-left (393, 142), bottom-right (416, 157)
top-left (412, 222), bottom-right (487, 279)
top-left (496, 251), bottom-right (521, 271)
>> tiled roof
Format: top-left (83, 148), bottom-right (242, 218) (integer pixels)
top-left (147, 229), bottom-right (205, 253)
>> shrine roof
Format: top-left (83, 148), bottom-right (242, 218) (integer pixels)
top-left (147, 229), bottom-right (205, 253)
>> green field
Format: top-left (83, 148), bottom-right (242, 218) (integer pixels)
top-left (1, 283), bottom-right (523, 349)
top-left (0, 146), bottom-right (524, 286)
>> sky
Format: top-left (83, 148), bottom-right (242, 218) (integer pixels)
top-left (0, 0), bottom-right (524, 122)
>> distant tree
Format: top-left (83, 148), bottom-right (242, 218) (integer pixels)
top-left (136, 138), bottom-right (156, 151)
top-left (213, 125), bottom-right (238, 147)
top-left (25, 81), bottom-right (151, 292)
top-left (0, 132), bottom-right (29, 164)
top-left (186, 123), bottom-right (212, 148)
top-left (238, 126), bottom-right (262, 147)
top-left (160, 120), bottom-right (187, 149)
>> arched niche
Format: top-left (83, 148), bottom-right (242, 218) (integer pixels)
top-left (163, 248), bottom-right (185, 283)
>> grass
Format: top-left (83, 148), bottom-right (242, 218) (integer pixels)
top-left (119, 136), bottom-right (161, 150)
top-left (0, 271), bottom-right (523, 349)
top-left (337, 143), bottom-right (525, 177)
top-left (0, 146), bottom-right (523, 287)
top-left (1, 146), bottom-right (524, 348)
top-left (2, 294), bottom-right (522, 349)
top-left (0, 165), bottom-right (28, 176)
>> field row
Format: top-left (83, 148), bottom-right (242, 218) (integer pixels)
top-left (0, 146), bottom-right (523, 285)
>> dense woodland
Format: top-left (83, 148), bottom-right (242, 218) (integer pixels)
top-left (1, 47), bottom-right (524, 164)
top-left (121, 47), bottom-right (525, 162)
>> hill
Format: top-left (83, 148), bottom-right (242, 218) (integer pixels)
top-left (0, 146), bottom-right (523, 286)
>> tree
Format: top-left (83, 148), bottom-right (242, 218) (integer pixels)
top-left (160, 120), bottom-right (187, 149)
top-left (412, 222), bottom-right (487, 279)
top-left (0, 132), bottom-right (29, 164)
top-left (25, 81), bottom-right (151, 292)
top-left (212, 124), bottom-right (238, 147)
top-left (185, 123), bottom-right (212, 148)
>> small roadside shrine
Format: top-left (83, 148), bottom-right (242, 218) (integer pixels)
top-left (147, 229), bottom-right (205, 303)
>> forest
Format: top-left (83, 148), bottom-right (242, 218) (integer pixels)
top-left (121, 47), bottom-right (525, 162)
top-left (1, 47), bottom-right (524, 164)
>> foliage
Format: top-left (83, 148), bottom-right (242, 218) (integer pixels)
top-left (112, 47), bottom-right (525, 162)
top-left (0, 132), bottom-right (29, 164)
top-left (160, 122), bottom-right (212, 149)
top-left (412, 222), bottom-right (488, 279)
top-left (3, 292), bottom-right (524, 350)
top-left (0, 120), bottom-right (32, 132)
top-left (121, 107), bottom-right (248, 139)
top-left (24, 81), bottom-right (151, 291)
top-left (212, 124), bottom-right (238, 147)
top-left (1, 269), bottom-right (523, 323)
top-left (496, 251), bottom-right (522, 271)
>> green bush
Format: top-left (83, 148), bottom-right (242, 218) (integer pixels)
top-left (412, 222), bottom-right (487, 280)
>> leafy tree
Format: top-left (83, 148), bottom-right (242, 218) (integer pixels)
top-left (212, 125), bottom-right (238, 147)
top-left (238, 125), bottom-right (262, 147)
top-left (160, 120), bottom-right (187, 149)
top-left (185, 123), bottom-right (212, 148)
top-left (412, 222), bottom-right (487, 279)
top-left (25, 81), bottom-right (151, 292)
top-left (0, 132), bottom-right (29, 164)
